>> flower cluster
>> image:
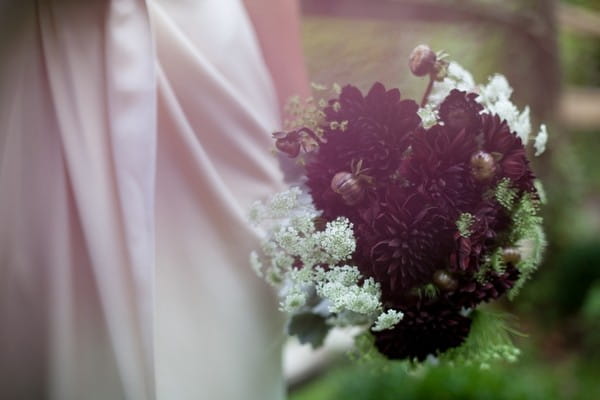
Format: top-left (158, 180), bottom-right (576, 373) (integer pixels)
top-left (250, 188), bottom-right (403, 347)
top-left (252, 45), bottom-right (547, 365)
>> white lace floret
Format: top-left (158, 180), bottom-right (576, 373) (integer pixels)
top-left (534, 124), bottom-right (548, 156)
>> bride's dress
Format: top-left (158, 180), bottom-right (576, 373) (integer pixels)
top-left (0, 1), bottom-right (286, 399)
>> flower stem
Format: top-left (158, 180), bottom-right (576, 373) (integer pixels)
top-left (299, 127), bottom-right (325, 144)
top-left (420, 75), bottom-right (435, 108)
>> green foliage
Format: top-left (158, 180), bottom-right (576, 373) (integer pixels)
top-left (553, 241), bottom-right (600, 316)
top-left (582, 282), bottom-right (600, 321)
top-left (488, 179), bottom-right (546, 298)
top-left (287, 313), bottom-right (330, 348)
top-left (440, 309), bottom-right (521, 368)
top-left (347, 331), bottom-right (397, 373)
top-left (494, 178), bottom-right (518, 210)
top-left (349, 310), bottom-right (523, 373)
top-left (509, 224), bottom-right (546, 299)
top-left (560, 31), bottom-right (600, 86)
top-left (477, 247), bottom-right (507, 282)
top-left (582, 282), bottom-right (600, 360)
top-left (508, 193), bottom-right (542, 242)
top-left (561, 0), bottom-right (600, 12)
top-left (456, 213), bottom-right (475, 238)
top-left (415, 283), bottom-right (440, 300)
top-left (487, 178), bottom-right (547, 298)
top-left (290, 355), bottom-right (565, 400)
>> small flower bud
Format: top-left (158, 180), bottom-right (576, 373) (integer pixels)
top-left (502, 247), bottom-right (521, 264)
top-left (433, 270), bottom-right (458, 291)
top-left (470, 151), bottom-right (497, 182)
top-left (331, 171), bottom-right (365, 206)
top-left (409, 45), bottom-right (437, 77)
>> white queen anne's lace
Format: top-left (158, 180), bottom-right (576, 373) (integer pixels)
top-left (417, 103), bottom-right (439, 129)
top-left (317, 218), bottom-right (356, 263)
top-left (428, 61), bottom-right (476, 106)
top-left (427, 62), bottom-right (548, 156)
top-left (477, 74), bottom-right (513, 104)
top-left (534, 124), bottom-right (548, 156)
top-left (372, 309), bottom-right (404, 332)
top-left (250, 187), bottom-right (402, 338)
top-left (476, 75), bottom-right (532, 144)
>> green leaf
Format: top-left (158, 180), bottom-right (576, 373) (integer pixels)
top-left (287, 313), bottom-right (331, 349)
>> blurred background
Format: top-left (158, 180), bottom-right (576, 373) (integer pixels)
top-left (286, 0), bottom-right (600, 398)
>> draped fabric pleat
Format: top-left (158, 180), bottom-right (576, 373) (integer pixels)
top-left (0, 1), bottom-right (285, 399)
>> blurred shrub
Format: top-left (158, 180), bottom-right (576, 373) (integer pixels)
top-left (561, 0), bottom-right (600, 12)
top-left (553, 241), bottom-right (600, 316)
top-left (291, 362), bottom-right (564, 400)
top-left (560, 33), bottom-right (600, 87)
top-left (581, 282), bottom-right (600, 360)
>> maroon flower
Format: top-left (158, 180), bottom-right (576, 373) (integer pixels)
top-left (480, 113), bottom-right (536, 193)
top-left (443, 264), bottom-right (520, 309)
top-left (373, 303), bottom-right (472, 361)
top-left (450, 200), bottom-right (510, 273)
top-left (306, 82), bottom-right (420, 220)
top-left (402, 124), bottom-right (479, 214)
top-left (439, 89), bottom-right (483, 132)
top-left (324, 83), bottom-right (420, 134)
top-left (355, 189), bottom-right (454, 293)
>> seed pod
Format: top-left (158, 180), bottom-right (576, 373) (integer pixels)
top-left (331, 171), bottom-right (365, 206)
top-left (470, 151), bottom-right (497, 182)
top-left (502, 247), bottom-right (521, 265)
top-left (433, 270), bottom-right (458, 291)
top-left (409, 44), bottom-right (437, 77)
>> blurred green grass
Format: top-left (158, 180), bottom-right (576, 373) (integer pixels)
top-left (291, 360), bottom-right (600, 400)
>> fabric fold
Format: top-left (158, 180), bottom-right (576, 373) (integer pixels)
top-left (0, 1), bottom-right (285, 399)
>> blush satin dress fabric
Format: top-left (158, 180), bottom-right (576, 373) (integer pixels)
top-left (0, 0), bottom-right (286, 399)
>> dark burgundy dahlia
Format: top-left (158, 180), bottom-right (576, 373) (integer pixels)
top-left (449, 200), bottom-right (511, 274)
top-left (373, 302), bottom-right (472, 361)
top-left (372, 263), bottom-right (519, 361)
top-left (443, 264), bottom-right (520, 310)
top-left (354, 189), bottom-right (454, 294)
top-left (480, 113), bottom-right (536, 193)
top-left (324, 82), bottom-right (421, 135)
top-left (306, 82), bottom-right (420, 220)
top-left (439, 89), bottom-right (483, 132)
top-left (372, 264), bottom-right (520, 360)
top-left (402, 124), bottom-right (479, 214)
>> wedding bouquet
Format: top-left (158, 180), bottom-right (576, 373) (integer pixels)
top-left (250, 45), bottom-right (547, 366)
